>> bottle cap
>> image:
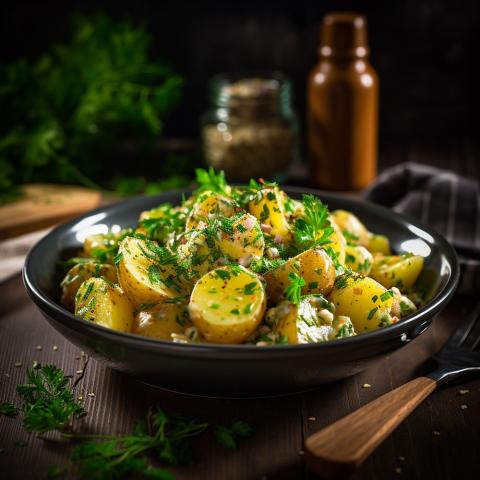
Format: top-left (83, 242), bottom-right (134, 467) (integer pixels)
top-left (319, 12), bottom-right (369, 58)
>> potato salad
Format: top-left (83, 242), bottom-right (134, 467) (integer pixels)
top-left (60, 169), bottom-right (424, 345)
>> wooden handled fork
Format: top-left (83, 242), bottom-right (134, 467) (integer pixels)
top-left (305, 302), bottom-right (480, 478)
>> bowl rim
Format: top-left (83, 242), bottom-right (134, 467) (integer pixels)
top-left (23, 186), bottom-right (460, 355)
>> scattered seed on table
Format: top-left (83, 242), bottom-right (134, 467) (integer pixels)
top-left (35, 345), bottom-right (43, 351)
top-left (14, 362), bottom-right (22, 368)
top-left (395, 467), bottom-right (402, 474)
top-left (76, 369), bottom-right (83, 375)
top-left (87, 392), bottom-right (95, 398)
top-left (459, 389), bottom-right (469, 395)
top-left (398, 456), bottom-right (405, 461)
top-left (433, 430), bottom-right (441, 436)
top-left (81, 351), bottom-right (86, 357)
top-left (308, 416), bottom-right (316, 421)
top-left (32, 360), bottom-right (40, 369)
top-left (362, 383), bottom-right (372, 388)
top-left (77, 396), bottom-right (83, 401)
top-left (53, 345), bottom-right (59, 351)
top-left (461, 404), bottom-right (468, 410)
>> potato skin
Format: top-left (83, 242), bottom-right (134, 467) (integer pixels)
top-left (329, 275), bottom-right (395, 333)
top-left (61, 261), bottom-right (117, 310)
top-left (75, 277), bottom-right (133, 332)
top-left (332, 210), bottom-right (369, 247)
top-left (132, 302), bottom-right (189, 340)
top-left (370, 254), bottom-right (424, 292)
top-left (117, 236), bottom-right (186, 307)
top-left (188, 265), bottom-right (266, 344)
top-left (328, 219), bottom-right (347, 265)
top-left (264, 247), bottom-right (335, 305)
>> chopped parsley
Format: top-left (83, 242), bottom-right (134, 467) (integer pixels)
top-left (243, 282), bottom-right (258, 295)
top-left (284, 272), bottom-right (306, 305)
top-left (367, 307), bottom-right (379, 320)
top-left (380, 290), bottom-right (394, 302)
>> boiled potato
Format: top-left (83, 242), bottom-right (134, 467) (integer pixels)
top-left (264, 247), bottom-right (335, 304)
top-left (83, 232), bottom-right (122, 261)
top-left (331, 315), bottom-right (356, 339)
top-left (332, 210), bottom-right (369, 246)
top-left (248, 188), bottom-right (292, 244)
top-left (367, 234), bottom-right (391, 255)
top-left (188, 265), bottom-right (266, 343)
top-left (370, 254), bottom-right (424, 292)
top-left (117, 236), bottom-right (187, 307)
top-left (329, 275), bottom-right (396, 332)
top-left (328, 219), bottom-right (347, 265)
top-left (344, 245), bottom-right (373, 275)
top-left (132, 302), bottom-right (189, 340)
top-left (216, 213), bottom-right (264, 264)
top-left (61, 261), bottom-right (117, 310)
top-left (266, 296), bottom-right (335, 344)
top-left (177, 230), bottom-right (220, 279)
top-left (186, 191), bottom-right (237, 230)
top-left (75, 277), bottom-right (133, 332)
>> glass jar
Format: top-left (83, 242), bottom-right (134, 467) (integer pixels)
top-left (201, 73), bottom-right (299, 181)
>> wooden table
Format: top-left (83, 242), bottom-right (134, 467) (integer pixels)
top-left (0, 273), bottom-right (479, 480)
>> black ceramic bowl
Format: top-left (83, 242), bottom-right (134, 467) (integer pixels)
top-left (23, 188), bottom-right (459, 396)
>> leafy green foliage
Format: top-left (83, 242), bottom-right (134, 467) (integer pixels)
top-left (0, 14), bottom-right (183, 203)
top-left (293, 195), bottom-right (333, 251)
top-left (16, 364), bottom-right (86, 434)
top-left (139, 204), bottom-right (186, 243)
top-left (214, 421), bottom-right (253, 450)
top-left (284, 272), bottom-right (306, 305)
top-left (0, 402), bottom-right (18, 417)
top-left (194, 167), bottom-right (228, 195)
top-left (249, 257), bottom-right (286, 275)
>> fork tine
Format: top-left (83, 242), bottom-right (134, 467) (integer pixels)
top-left (449, 301), bottom-right (480, 347)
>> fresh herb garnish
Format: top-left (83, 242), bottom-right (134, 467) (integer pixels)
top-left (293, 195), bottom-right (333, 251)
top-left (16, 364), bottom-right (86, 434)
top-left (0, 402), bottom-right (18, 417)
top-left (249, 257), bottom-right (285, 275)
top-left (194, 167), bottom-right (228, 195)
top-left (380, 290), bottom-right (394, 302)
top-left (214, 421), bottom-right (253, 450)
top-left (242, 282), bottom-right (258, 295)
top-left (367, 307), bottom-right (379, 320)
top-left (284, 272), bottom-right (306, 305)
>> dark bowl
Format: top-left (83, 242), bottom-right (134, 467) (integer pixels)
top-left (23, 187), bottom-right (459, 397)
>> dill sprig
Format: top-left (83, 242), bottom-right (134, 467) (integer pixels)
top-left (16, 364), bottom-right (86, 434)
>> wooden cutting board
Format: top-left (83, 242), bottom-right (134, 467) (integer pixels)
top-left (0, 184), bottom-right (102, 240)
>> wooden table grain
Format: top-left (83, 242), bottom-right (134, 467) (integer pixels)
top-left (0, 273), bottom-right (479, 480)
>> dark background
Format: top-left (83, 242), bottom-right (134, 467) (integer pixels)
top-left (1, 0), bottom-right (478, 164)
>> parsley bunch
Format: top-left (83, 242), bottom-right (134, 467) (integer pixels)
top-left (0, 14), bottom-right (183, 204)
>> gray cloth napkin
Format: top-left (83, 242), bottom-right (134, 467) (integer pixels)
top-left (364, 162), bottom-right (480, 295)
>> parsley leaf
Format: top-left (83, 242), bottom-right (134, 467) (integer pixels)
top-left (284, 272), bottom-right (306, 305)
top-left (293, 195), bottom-right (333, 251)
top-left (194, 167), bottom-right (228, 195)
top-left (214, 421), bottom-right (253, 450)
top-left (0, 402), bottom-right (18, 417)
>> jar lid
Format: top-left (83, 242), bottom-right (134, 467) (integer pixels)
top-left (319, 12), bottom-right (369, 58)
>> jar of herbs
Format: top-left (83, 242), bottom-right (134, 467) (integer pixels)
top-left (201, 73), bottom-right (299, 181)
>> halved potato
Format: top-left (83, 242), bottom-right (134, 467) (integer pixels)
top-left (344, 245), bottom-right (373, 275)
top-left (264, 247), bottom-right (335, 304)
top-left (331, 210), bottom-right (369, 246)
top-left (177, 230), bottom-right (220, 279)
top-left (186, 191), bottom-right (237, 230)
top-left (329, 275), bottom-right (395, 332)
top-left (75, 277), bottom-right (133, 332)
top-left (370, 254), bottom-right (424, 292)
top-left (248, 188), bottom-right (292, 244)
top-left (188, 265), bottom-right (266, 344)
top-left (61, 261), bottom-right (117, 310)
top-left (117, 236), bottom-right (186, 307)
top-left (216, 213), bottom-right (264, 264)
top-left (367, 234), bottom-right (391, 255)
top-left (132, 302), bottom-right (189, 340)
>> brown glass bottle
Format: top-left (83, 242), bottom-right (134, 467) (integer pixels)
top-left (307, 12), bottom-right (378, 190)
